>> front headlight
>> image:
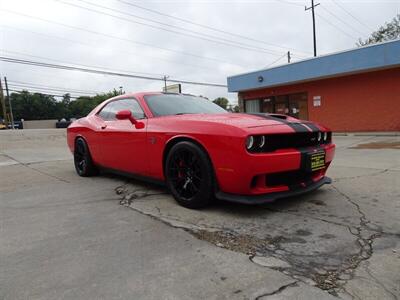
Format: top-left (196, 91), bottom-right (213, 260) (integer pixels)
top-left (246, 136), bottom-right (254, 150)
top-left (259, 136), bottom-right (265, 148)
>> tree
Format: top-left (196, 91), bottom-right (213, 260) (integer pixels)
top-left (357, 14), bottom-right (400, 46)
top-left (10, 91), bottom-right (62, 120)
top-left (225, 104), bottom-right (240, 113)
top-left (213, 97), bottom-right (229, 110)
top-left (8, 89), bottom-right (122, 120)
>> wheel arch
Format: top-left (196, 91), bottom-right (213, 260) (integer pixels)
top-left (162, 136), bottom-right (217, 186)
top-left (73, 134), bottom-right (87, 151)
top-left (73, 134), bottom-right (95, 157)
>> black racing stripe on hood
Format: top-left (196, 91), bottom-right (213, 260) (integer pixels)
top-left (247, 113), bottom-right (310, 133)
top-left (302, 122), bottom-right (320, 132)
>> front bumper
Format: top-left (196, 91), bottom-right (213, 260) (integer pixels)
top-left (215, 176), bottom-right (332, 205)
top-left (215, 143), bottom-right (335, 195)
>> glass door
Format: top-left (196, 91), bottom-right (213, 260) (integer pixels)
top-left (275, 95), bottom-right (289, 115)
top-left (288, 93), bottom-right (308, 120)
top-left (261, 97), bottom-right (274, 113)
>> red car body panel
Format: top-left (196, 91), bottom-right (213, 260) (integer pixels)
top-left (67, 92), bottom-right (335, 203)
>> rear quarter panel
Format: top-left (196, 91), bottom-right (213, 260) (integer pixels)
top-left (67, 116), bottom-right (103, 164)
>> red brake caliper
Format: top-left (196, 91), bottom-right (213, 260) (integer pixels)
top-left (178, 160), bottom-right (184, 179)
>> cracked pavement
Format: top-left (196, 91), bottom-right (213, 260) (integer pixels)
top-left (1, 129), bottom-right (399, 299)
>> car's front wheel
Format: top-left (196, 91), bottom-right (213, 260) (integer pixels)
top-left (165, 141), bottom-right (214, 209)
top-left (74, 137), bottom-right (98, 177)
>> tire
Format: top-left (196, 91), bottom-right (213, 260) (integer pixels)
top-left (74, 137), bottom-right (98, 177)
top-left (165, 141), bottom-right (215, 209)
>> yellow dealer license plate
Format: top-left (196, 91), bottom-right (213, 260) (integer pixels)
top-left (308, 151), bottom-right (326, 172)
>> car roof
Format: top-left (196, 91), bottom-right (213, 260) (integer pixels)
top-left (89, 92), bottom-right (201, 116)
top-left (123, 92), bottom-right (198, 98)
top-left (111, 92), bottom-right (202, 100)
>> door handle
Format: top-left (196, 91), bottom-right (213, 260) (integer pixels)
top-left (101, 124), bottom-right (107, 129)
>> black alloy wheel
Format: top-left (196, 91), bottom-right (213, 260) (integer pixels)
top-left (74, 137), bottom-right (98, 177)
top-left (165, 141), bottom-right (214, 209)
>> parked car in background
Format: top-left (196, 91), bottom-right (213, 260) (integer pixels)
top-left (56, 118), bottom-right (72, 128)
top-left (6, 120), bottom-right (23, 129)
top-left (0, 118), bottom-right (6, 130)
top-left (67, 92), bottom-right (335, 209)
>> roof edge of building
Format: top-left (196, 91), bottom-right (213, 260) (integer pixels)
top-left (237, 64), bottom-right (400, 94)
top-left (227, 39), bottom-right (400, 93)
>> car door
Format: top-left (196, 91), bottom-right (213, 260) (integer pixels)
top-left (97, 98), bottom-right (148, 175)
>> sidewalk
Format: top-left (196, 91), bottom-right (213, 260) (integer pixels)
top-left (334, 131), bottom-right (400, 136)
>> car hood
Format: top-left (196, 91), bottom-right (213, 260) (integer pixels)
top-left (170, 113), bottom-right (304, 128)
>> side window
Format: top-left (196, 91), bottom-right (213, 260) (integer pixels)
top-left (111, 99), bottom-right (146, 120)
top-left (98, 102), bottom-right (115, 120)
top-left (98, 99), bottom-right (145, 121)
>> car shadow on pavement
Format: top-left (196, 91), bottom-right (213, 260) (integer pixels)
top-left (100, 168), bottom-right (332, 215)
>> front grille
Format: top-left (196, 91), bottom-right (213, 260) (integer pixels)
top-left (249, 132), bottom-right (331, 153)
top-left (266, 170), bottom-right (314, 188)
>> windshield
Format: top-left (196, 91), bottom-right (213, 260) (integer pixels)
top-left (144, 94), bottom-right (227, 116)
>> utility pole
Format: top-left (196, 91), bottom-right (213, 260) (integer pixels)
top-left (162, 75), bottom-right (169, 92)
top-left (4, 77), bottom-right (15, 129)
top-left (0, 77), bottom-right (8, 127)
top-left (305, 0), bottom-right (320, 57)
top-left (287, 51), bottom-right (291, 63)
top-left (163, 75), bottom-right (167, 91)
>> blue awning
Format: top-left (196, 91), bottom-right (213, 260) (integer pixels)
top-left (227, 39), bottom-right (400, 92)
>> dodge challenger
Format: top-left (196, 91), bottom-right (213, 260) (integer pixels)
top-left (67, 92), bottom-right (335, 208)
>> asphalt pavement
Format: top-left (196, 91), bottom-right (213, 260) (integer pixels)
top-left (0, 129), bottom-right (399, 300)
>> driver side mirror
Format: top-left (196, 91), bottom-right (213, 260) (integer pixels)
top-left (115, 110), bottom-right (145, 129)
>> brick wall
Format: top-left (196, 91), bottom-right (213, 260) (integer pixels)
top-left (240, 68), bottom-right (400, 132)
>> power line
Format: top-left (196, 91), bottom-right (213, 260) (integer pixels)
top-left (319, 5), bottom-right (368, 37)
top-left (7, 79), bottom-right (102, 94)
top-left (0, 9), bottom-right (235, 65)
top-left (55, 0), bottom-right (289, 56)
top-left (316, 12), bottom-right (358, 41)
top-left (1, 25), bottom-right (220, 71)
top-left (8, 86), bottom-right (94, 97)
top-left (332, 1), bottom-right (374, 32)
top-left (75, 0), bottom-right (287, 55)
top-left (7, 89), bottom-right (83, 99)
top-left (7, 83), bottom-right (99, 95)
top-left (115, 0), bottom-right (311, 55)
top-left (1, 24), bottom-right (303, 74)
top-left (278, 0), bottom-right (363, 41)
top-left (1, 48), bottom-right (168, 78)
top-left (263, 53), bottom-right (287, 68)
top-left (0, 56), bottom-right (228, 88)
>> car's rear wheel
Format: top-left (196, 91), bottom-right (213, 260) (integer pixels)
top-left (74, 137), bottom-right (98, 177)
top-left (165, 141), bottom-right (214, 209)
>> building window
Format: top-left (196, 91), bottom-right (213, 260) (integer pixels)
top-left (243, 92), bottom-right (309, 120)
top-left (244, 99), bottom-right (260, 113)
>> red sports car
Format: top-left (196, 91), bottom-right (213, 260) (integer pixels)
top-left (67, 92), bottom-right (335, 208)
